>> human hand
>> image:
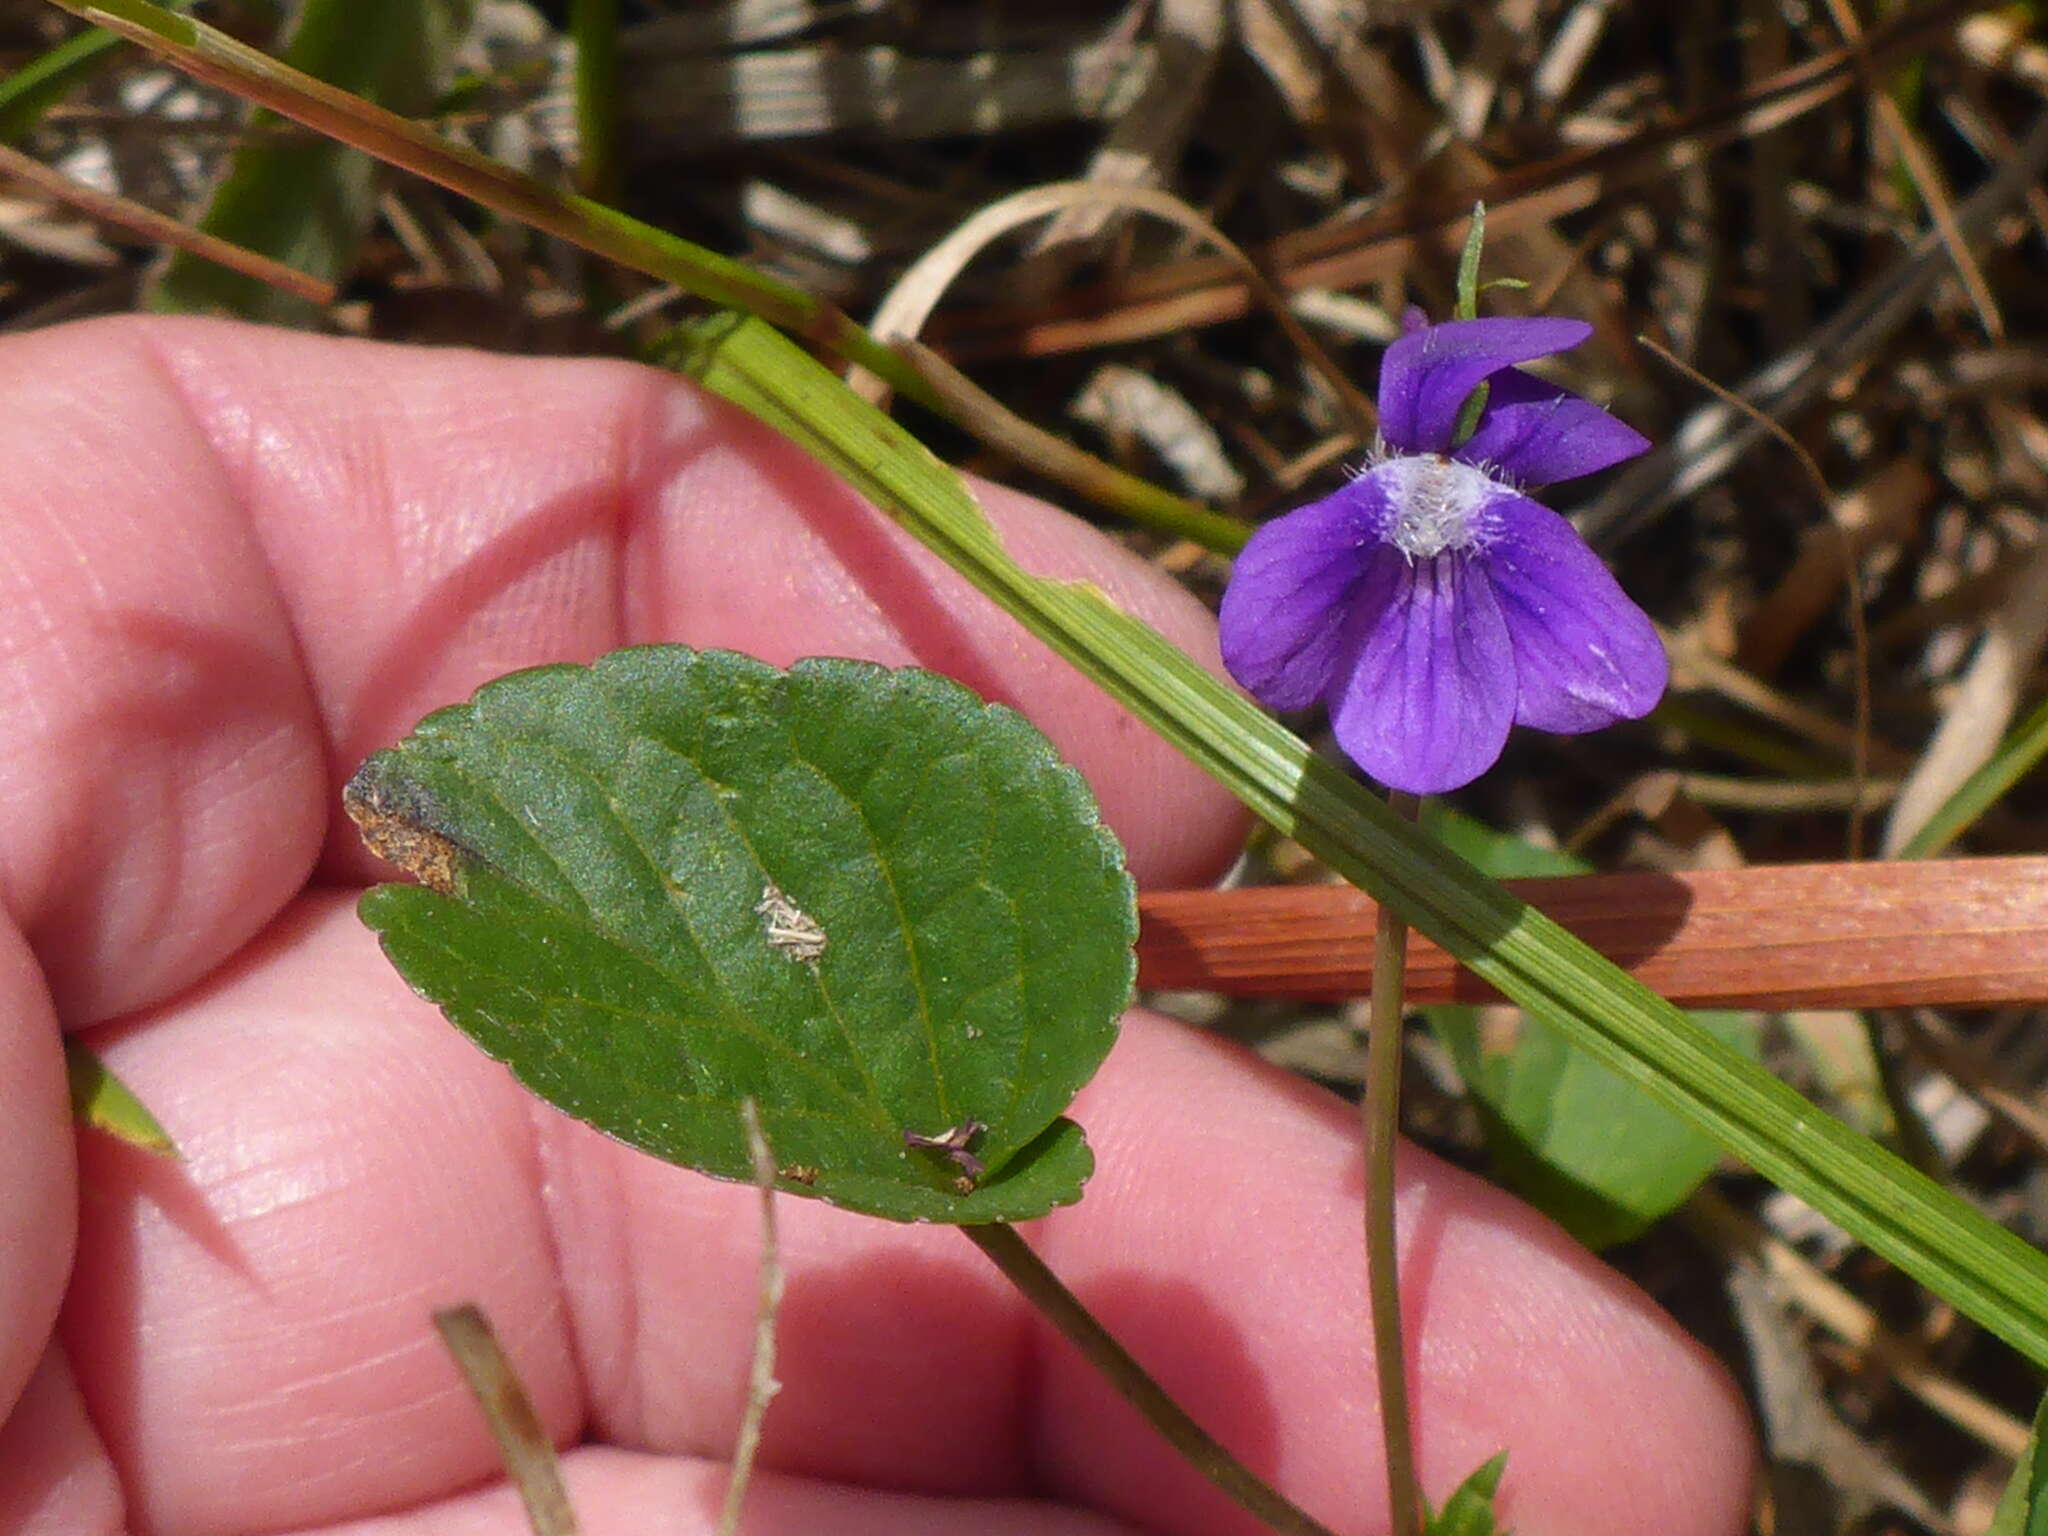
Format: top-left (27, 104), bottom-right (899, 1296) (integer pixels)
top-left (0, 317), bottom-right (1751, 1536)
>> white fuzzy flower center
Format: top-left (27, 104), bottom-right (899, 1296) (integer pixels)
top-left (1375, 453), bottom-right (1501, 560)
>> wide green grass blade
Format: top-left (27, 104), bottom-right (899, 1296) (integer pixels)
top-left (670, 309), bottom-right (2048, 1369)
top-left (147, 0), bottom-right (473, 323)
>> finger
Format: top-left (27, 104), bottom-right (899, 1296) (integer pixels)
top-left (0, 912), bottom-right (76, 1432)
top-left (1033, 1018), bottom-right (1755, 1536)
top-left (303, 1445), bottom-right (1138, 1536)
top-left (69, 896), bottom-right (1749, 1536)
top-left (556, 1014), bottom-right (1754, 1536)
top-left (66, 894), bottom-right (1027, 1532)
top-left (0, 315), bottom-right (1244, 1028)
top-left (0, 1345), bottom-right (121, 1535)
top-left (61, 895), bottom-right (580, 1536)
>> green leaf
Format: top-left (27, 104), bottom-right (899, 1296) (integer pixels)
top-left (1990, 1391), bottom-right (2048, 1536)
top-left (1419, 804), bottom-right (1584, 881)
top-left (1443, 1010), bottom-right (1754, 1250)
top-left (347, 646), bottom-right (1136, 1224)
top-left (1422, 806), bottom-right (1757, 1249)
top-left (148, 0), bottom-right (473, 323)
top-left (669, 308), bottom-right (2048, 1369)
top-left (66, 1038), bottom-right (177, 1155)
top-left (1425, 1452), bottom-right (1508, 1536)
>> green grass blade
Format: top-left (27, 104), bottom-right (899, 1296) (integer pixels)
top-left (671, 309), bottom-right (2048, 1370)
top-left (148, 0), bottom-right (474, 323)
top-left (0, 28), bottom-right (124, 143)
top-left (1896, 691), bottom-right (2048, 859)
top-left (0, 0), bottom-right (206, 144)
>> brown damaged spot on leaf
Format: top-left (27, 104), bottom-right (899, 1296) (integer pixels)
top-left (342, 762), bottom-right (466, 896)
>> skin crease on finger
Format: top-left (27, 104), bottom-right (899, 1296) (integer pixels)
top-left (0, 316), bottom-right (1754, 1534)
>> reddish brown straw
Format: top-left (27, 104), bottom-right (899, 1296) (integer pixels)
top-left (1135, 856), bottom-right (2048, 1010)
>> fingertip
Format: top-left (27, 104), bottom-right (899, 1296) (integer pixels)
top-left (0, 914), bottom-right (76, 1425)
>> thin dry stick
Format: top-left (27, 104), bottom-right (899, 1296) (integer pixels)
top-left (1674, 773), bottom-right (1897, 812)
top-left (1361, 792), bottom-right (1422, 1536)
top-left (1897, 1011), bottom-right (2048, 1156)
top-left (720, 1099), bottom-right (786, 1536)
top-left (1685, 1189), bottom-right (2029, 1459)
top-left (433, 1306), bottom-right (579, 1536)
top-left (899, 341), bottom-right (1251, 554)
top-left (1635, 335), bottom-right (1874, 860)
top-left (858, 180), bottom-right (1378, 436)
top-left (0, 139), bottom-right (334, 304)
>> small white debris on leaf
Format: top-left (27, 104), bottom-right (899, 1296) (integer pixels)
top-left (755, 882), bottom-right (827, 964)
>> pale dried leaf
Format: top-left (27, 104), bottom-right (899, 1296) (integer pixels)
top-left (1027, 0), bottom-right (1224, 258)
top-left (1070, 363), bottom-right (1246, 502)
top-left (1883, 537), bottom-right (2048, 855)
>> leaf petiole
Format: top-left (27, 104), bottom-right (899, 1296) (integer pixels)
top-left (962, 1222), bottom-right (1341, 1536)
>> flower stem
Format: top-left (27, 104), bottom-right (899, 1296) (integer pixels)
top-left (962, 1222), bottom-right (1341, 1536)
top-left (568, 0), bottom-right (622, 204)
top-left (1363, 789), bottom-right (1423, 1536)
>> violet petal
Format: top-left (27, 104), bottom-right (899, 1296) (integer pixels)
top-left (1218, 476), bottom-right (1386, 711)
top-left (1328, 546), bottom-right (1517, 794)
top-left (1376, 317), bottom-right (1593, 455)
top-left (1484, 494), bottom-right (1668, 733)
top-left (1455, 368), bottom-right (1650, 485)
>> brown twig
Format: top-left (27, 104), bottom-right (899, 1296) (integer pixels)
top-left (1135, 858), bottom-right (2048, 1009)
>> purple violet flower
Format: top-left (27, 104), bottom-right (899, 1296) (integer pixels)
top-left (1219, 315), bottom-right (1668, 794)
